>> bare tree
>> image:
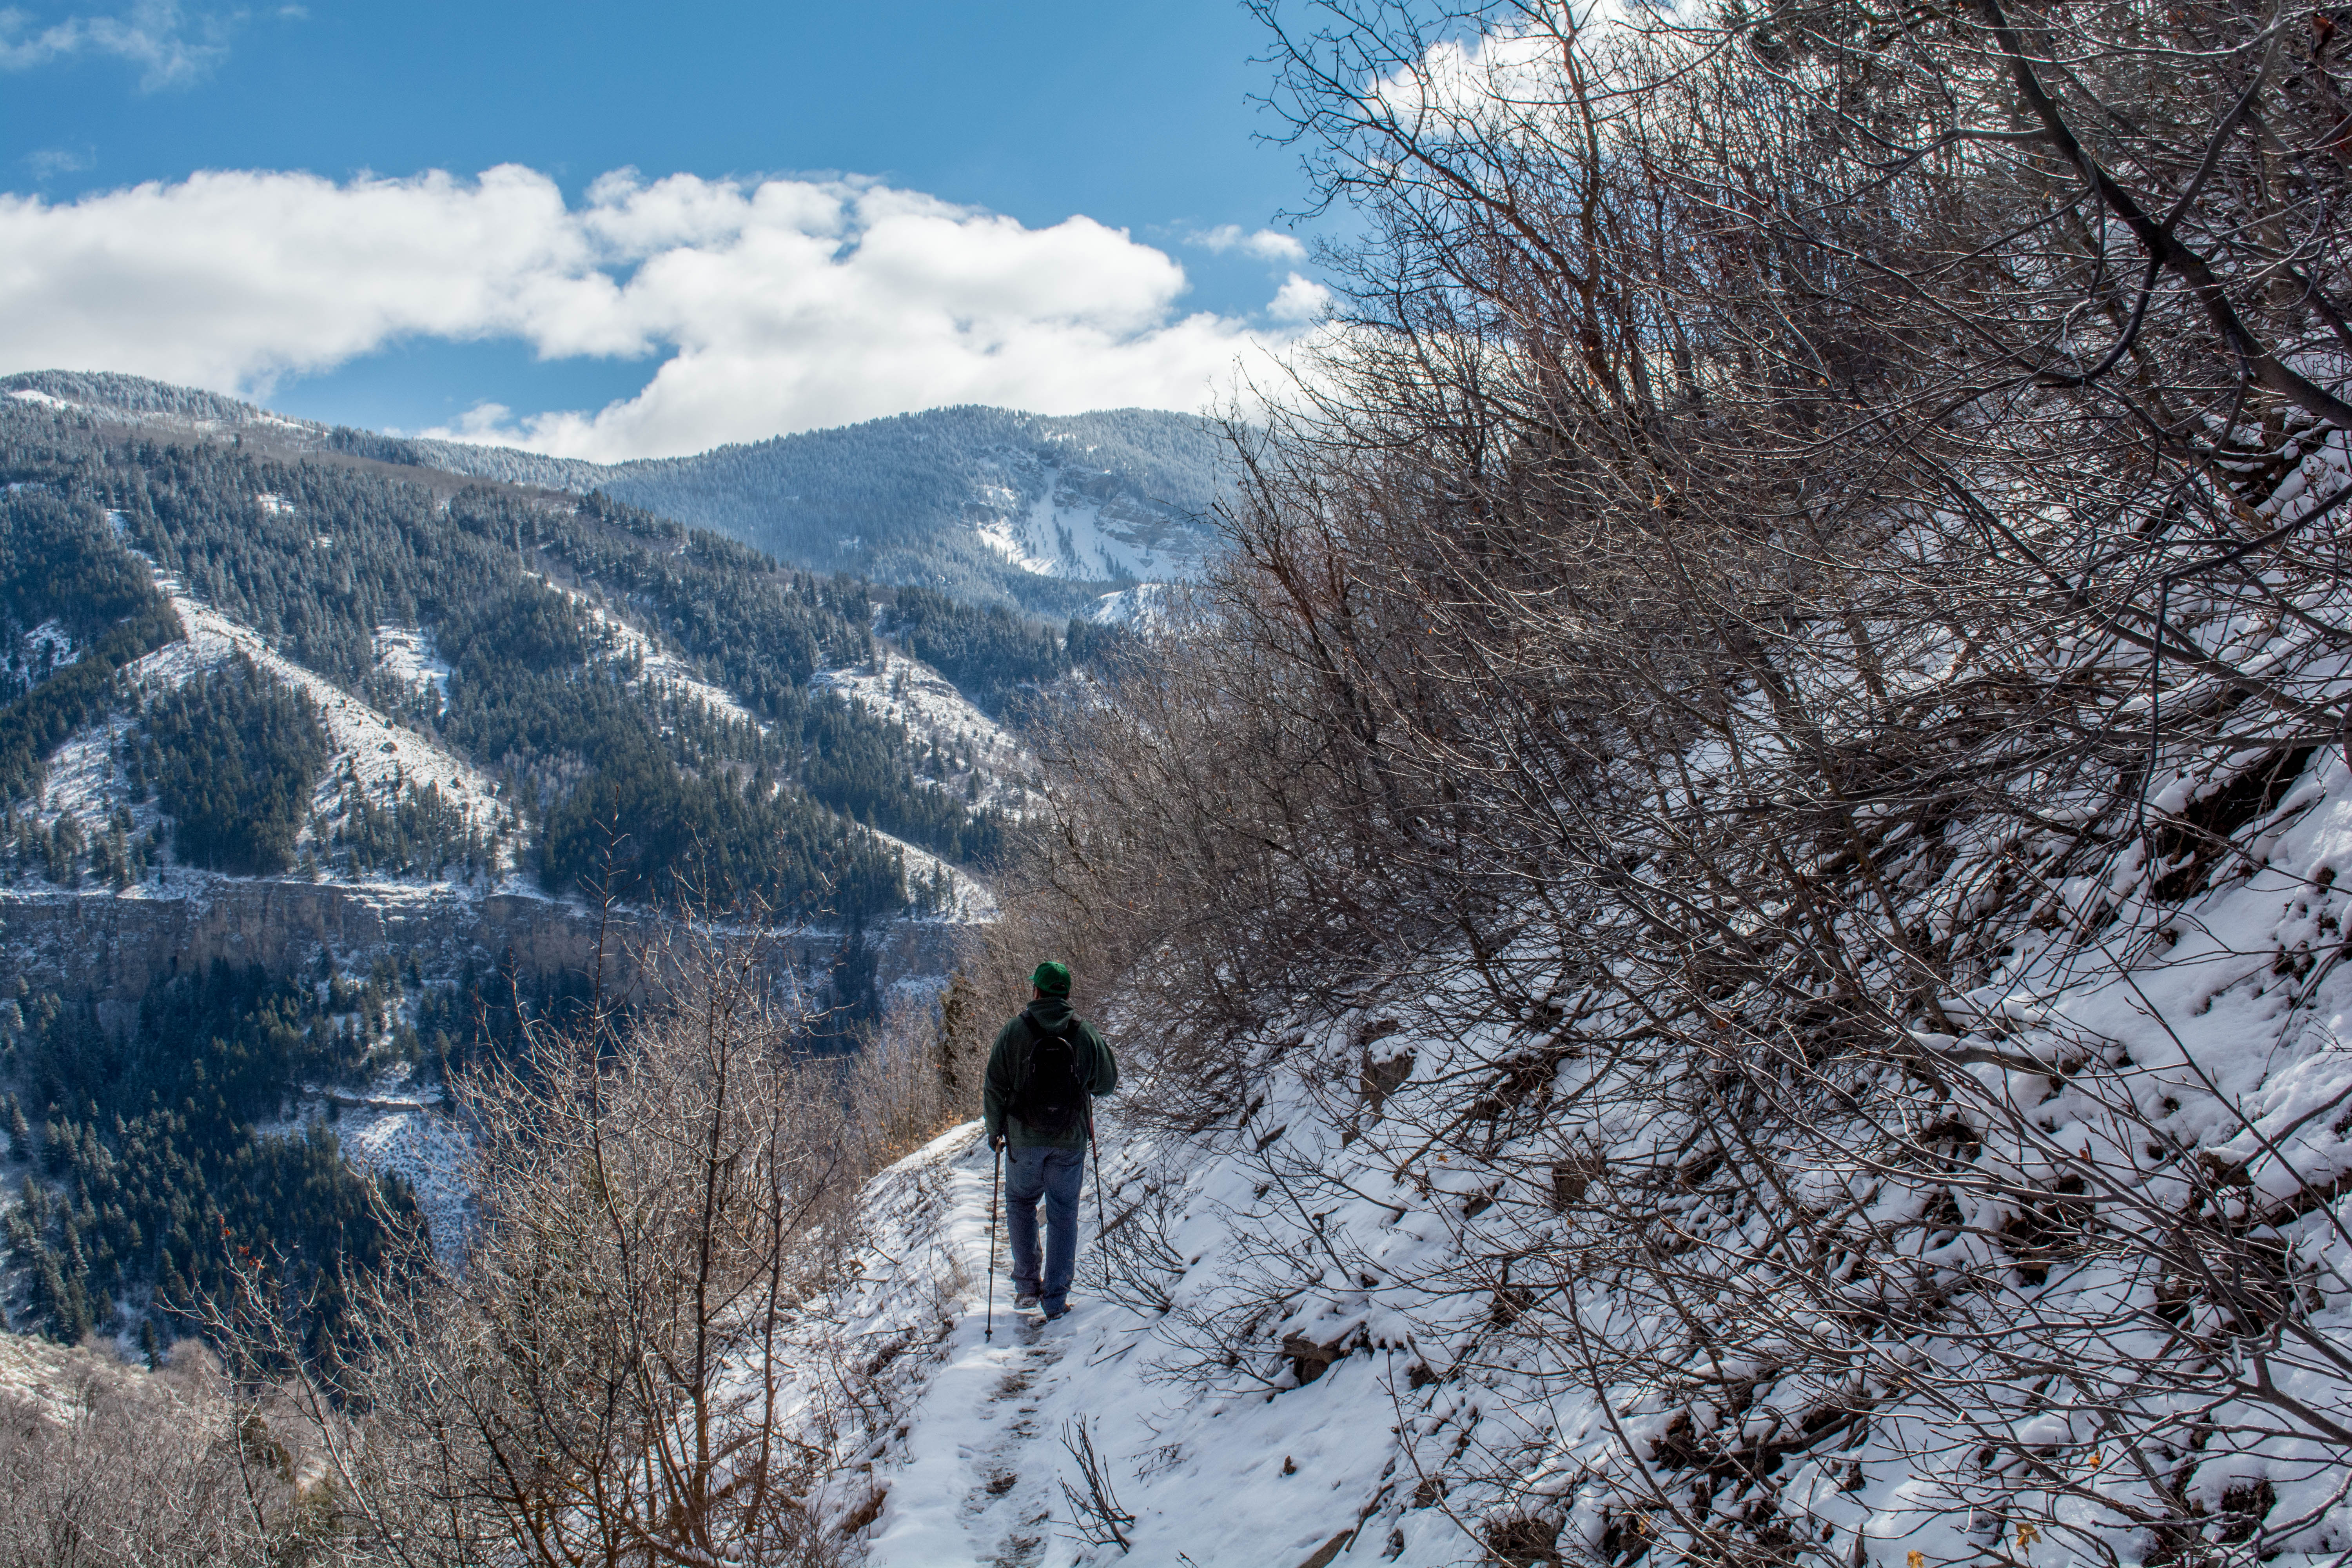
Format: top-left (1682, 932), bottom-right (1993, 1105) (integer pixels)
top-left (0, 1337), bottom-right (327, 1567)
top-left (1004, 0), bottom-right (2352, 1561)
top-left (210, 917), bottom-right (872, 1566)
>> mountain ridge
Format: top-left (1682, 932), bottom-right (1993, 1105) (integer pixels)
top-left (2, 370), bottom-right (1231, 614)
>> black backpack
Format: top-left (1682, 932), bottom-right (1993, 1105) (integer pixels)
top-left (1009, 1014), bottom-right (1089, 1140)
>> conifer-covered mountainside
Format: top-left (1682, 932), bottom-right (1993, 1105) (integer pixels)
top-left (586, 406), bottom-right (1226, 610)
top-left (0, 372), bottom-right (1096, 1352)
top-left (1, 372), bottom-right (1230, 614)
top-left (0, 387), bottom-right (1060, 920)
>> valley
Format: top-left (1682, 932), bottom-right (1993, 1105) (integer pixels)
top-left (0, 375), bottom-right (1105, 1360)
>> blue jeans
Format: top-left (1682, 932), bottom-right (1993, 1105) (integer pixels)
top-left (1004, 1144), bottom-right (1085, 1312)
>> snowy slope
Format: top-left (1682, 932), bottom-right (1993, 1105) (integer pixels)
top-left (16, 578), bottom-right (521, 901)
top-left (811, 1119), bottom-right (1445, 1568)
top-left (5, 379), bottom-right (318, 446)
top-left (1084, 584), bottom-right (1174, 632)
top-left (817, 644), bottom-right (1042, 819)
top-left (2, 373), bottom-right (1227, 597)
top-left (546, 577), bottom-right (767, 734)
top-left (22, 533), bottom-right (1007, 924)
top-left (780, 717), bottom-right (2352, 1566)
top-left (879, 831), bottom-right (1000, 925)
top-left (257, 1075), bottom-right (473, 1261)
top-left (550, 586), bottom-right (1002, 921)
top-left (158, 594), bottom-right (508, 832)
top-left (973, 484), bottom-right (1200, 584)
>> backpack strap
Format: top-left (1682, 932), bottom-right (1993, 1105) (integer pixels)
top-left (1017, 1011), bottom-right (1084, 1081)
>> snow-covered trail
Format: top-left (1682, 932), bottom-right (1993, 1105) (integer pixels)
top-left (862, 1127), bottom-right (1083, 1567)
top-left (830, 1121), bottom-right (1421, 1568)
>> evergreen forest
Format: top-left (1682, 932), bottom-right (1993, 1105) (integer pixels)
top-left (0, 398), bottom-right (1048, 917)
top-left (138, 657), bottom-right (328, 876)
top-left (590, 405), bottom-right (1223, 612)
top-left (1, 962), bottom-right (426, 1356)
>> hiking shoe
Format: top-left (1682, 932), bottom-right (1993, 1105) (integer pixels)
top-left (1015, 1293), bottom-right (1040, 1311)
top-left (1042, 1303), bottom-right (1071, 1321)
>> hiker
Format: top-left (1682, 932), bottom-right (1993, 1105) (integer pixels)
top-left (984, 960), bottom-right (1118, 1319)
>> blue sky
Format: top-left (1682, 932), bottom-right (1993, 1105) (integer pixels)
top-left (0, 0), bottom-right (1335, 455)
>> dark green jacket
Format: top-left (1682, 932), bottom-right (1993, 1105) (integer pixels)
top-left (983, 996), bottom-right (1118, 1149)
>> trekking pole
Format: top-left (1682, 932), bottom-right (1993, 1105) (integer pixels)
top-left (985, 1138), bottom-right (1002, 1343)
top-left (1088, 1107), bottom-right (1107, 1243)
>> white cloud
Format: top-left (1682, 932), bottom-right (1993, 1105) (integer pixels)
top-left (0, 164), bottom-right (1320, 459)
top-left (21, 145), bottom-right (93, 180)
top-left (1187, 223), bottom-right (1307, 263)
top-left (0, 1), bottom-right (232, 89)
top-left (1268, 272), bottom-right (1332, 323)
top-left (1362, 4), bottom-right (1674, 137)
top-left (436, 402), bottom-right (520, 441)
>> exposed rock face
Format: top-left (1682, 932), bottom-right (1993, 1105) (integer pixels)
top-left (0, 880), bottom-right (959, 1024)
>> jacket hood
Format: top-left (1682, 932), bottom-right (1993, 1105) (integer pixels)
top-left (1025, 995), bottom-right (1076, 1030)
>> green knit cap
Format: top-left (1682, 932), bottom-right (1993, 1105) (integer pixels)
top-left (1030, 960), bottom-right (1073, 996)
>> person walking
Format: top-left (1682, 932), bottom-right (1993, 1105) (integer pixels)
top-left (984, 960), bottom-right (1118, 1320)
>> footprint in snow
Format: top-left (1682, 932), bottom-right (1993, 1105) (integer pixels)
top-left (988, 1526), bottom-right (1047, 1567)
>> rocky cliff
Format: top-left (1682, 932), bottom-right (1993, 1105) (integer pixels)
top-left (0, 878), bottom-right (958, 1026)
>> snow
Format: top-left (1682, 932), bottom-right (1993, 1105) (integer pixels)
top-left (259, 1068), bottom-right (472, 1260)
top-left (33, 712), bottom-right (136, 833)
top-left (974, 492), bottom-right (1183, 583)
top-left (815, 910), bottom-right (2352, 1568)
top-left (545, 590), bottom-right (1001, 920)
top-left (1085, 585), bottom-right (1171, 632)
top-left (2, 379), bottom-right (331, 449)
top-left (817, 645), bottom-right (1040, 818)
top-left (330, 1099), bottom-right (472, 1255)
top-left (551, 579), bottom-right (766, 733)
top-left (4, 526), bottom-right (1007, 934)
top-left (373, 625), bottom-right (452, 702)
top-left (960, 450), bottom-right (1216, 584)
top-left (777, 544), bottom-right (2352, 1566)
top-left (868, 823), bottom-right (1000, 925)
top-left (780, 1112), bottom-right (1476, 1565)
top-left (2, 543), bottom-right (520, 896)
top-left (20, 619), bottom-right (79, 670)
top-left (143, 591), bottom-right (512, 874)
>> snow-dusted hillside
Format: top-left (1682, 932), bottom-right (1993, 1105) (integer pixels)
top-left (5, 377), bottom-right (321, 447)
top-left (966, 452), bottom-right (1208, 583)
top-left (257, 1073), bottom-right (474, 1261)
top-left (797, 1115), bottom-right (1455, 1568)
top-left (14, 545), bottom-right (521, 904)
top-left (818, 644), bottom-right (1042, 820)
top-left (4, 373), bottom-right (607, 490)
top-left (866, 766), bottom-right (2352, 1551)
top-left (9, 509), bottom-right (1014, 926)
top-left (783, 724), bottom-right (2352, 1567)
top-left (1085, 584), bottom-right (1174, 631)
top-left (546, 576), bottom-right (768, 730)
top-left (1, 373), bottom-right (1227, 608)
top-left (550, 584), bottom-right (1004, 922)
